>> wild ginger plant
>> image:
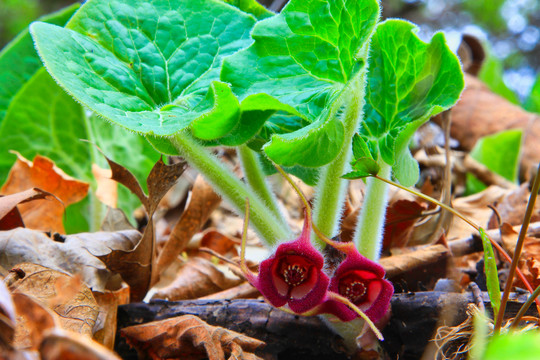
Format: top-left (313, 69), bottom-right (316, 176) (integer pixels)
top-left (29, 0), bottom-right (464, 349)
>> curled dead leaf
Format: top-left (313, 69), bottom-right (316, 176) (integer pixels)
top-left (92, 164), bottom-right (118, 209)
top-left (40, 328), bottom-right (121, 360)
top-left (382, 200), bottom-right (427, 249)
top-left (157, 175), bottom-right (221, 274)
top-left (121, 314), bottom-right (264, 360)
top-left (152, 257), bottom-right (242, 301)
top-left (95, 154), bottom-right (186, 301)
top-left (92, 284), bottom-right (130, 349)
top-left (0, 188), bottom-right (59, 231)
top-left (0, 153), bottom-right (89, 233)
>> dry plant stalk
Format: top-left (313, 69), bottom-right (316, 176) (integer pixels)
top-left (433, 303), bottom-right (540, 360)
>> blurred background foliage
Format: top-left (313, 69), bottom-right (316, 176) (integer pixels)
top-left (1, 0), bottom-right (539, 111)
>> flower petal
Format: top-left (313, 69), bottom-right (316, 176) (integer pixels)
top-left (288, 270), bottom-right (330, 314)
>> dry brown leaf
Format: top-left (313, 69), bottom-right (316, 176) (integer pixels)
top-left (100, 207), bottom-right (136, 232)
top-left (92, 164), bottom-right (118, 209)
top-left (382, 200), bottom-right (427, 249)
top-left (8, 263), bottom-right (99, 337)
top-left (12, 292), bottom-right (58, 350)
top-left (198, 229), bottom-right (238, 260)
top-left (0, 227), bottom-right (143, 291)
top-left (121, 314), bottom-right (264, 360)
top-left (92, 284), bottom-right (130, 349)
top-left (40, 328), bottom-right (121, 360)
top-left (487, 183), bottom-right (540, 229)
top-left (500, 223), bottom-right (540, 289)
top-left (0, 281), bottom-right (16, 350)
top-left (381, 244), bottom-right (450, 279)
top-left (445, 74), bottom-right (540, 178)
top-left (527, 259), bottom-right (540, 290)
top-left (152, 257), bottom-right (242, 301)
top-left (199, 282), bottom-right (260, 300)
top-left (96, 156), bottom-right (186, 301)
top-left (0, 153), bottom-right (89, 233)
top-left (157, 175), bottom-right (221, 273)
top-left (0, 188), bottom-right (59, 231)
top-left (448, 186), bottom-right (509, 240)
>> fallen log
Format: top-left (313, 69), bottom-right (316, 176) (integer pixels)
top-left (115, 291), bottom-right (538, 359)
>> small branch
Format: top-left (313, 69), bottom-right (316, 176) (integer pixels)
top-left (495, 164), bottom-right (540, 331)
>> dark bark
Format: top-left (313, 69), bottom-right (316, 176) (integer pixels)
top-left (115, 291), bottom-right (538, 360)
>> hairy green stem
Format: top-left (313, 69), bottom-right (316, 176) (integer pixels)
top-left (312, 72), bottom-right (367, 249)
top-left (237, 145), bottom-right (287, 229)
top-left (353, 162), bottom-right (391, 261)
top-left (171, 132), bottom-right (291, 247)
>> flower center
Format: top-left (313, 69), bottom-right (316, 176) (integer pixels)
top-left (283, 264), bottom-right (307, 286)
top-left (277, 254), bottom-right (312, 287)
top-left (339, 274), bottom-right (367, 304)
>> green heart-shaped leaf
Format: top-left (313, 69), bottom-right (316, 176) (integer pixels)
top-left (360, 20), bottom-right (464, 186)
top-left (30, 0), bottom-right (256, 139)
top-left (222, 0), bottom-right (379, 167)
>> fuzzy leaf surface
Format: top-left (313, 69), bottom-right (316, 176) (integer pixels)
top-left (222, 0), bottom-right (379, 166)
top-left (360, 20), bottom-right (464, 186)
top-left (30, 0), bottom-right (256, 138)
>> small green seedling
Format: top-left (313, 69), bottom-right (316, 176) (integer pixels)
top-left (25, 0), bottom-right (464, 348)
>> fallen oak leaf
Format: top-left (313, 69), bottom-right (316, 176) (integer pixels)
top-left (8, 263), bottom-right (99, 337)
top-left (157, 175), bottom-right (221, 274)
top-left (0, 153), bottom-right (89, 233)
top-left (121, 314), bottom-right (264, 360)
top-left (94, 152), bottom-right (186, 301)
top-left (152, 257), bottom-right (242, 301)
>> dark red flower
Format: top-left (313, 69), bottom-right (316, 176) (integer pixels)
top-left (318, 242), bottom-right (393, 323)
top-left (242, 211), bottom-right (330, 314)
